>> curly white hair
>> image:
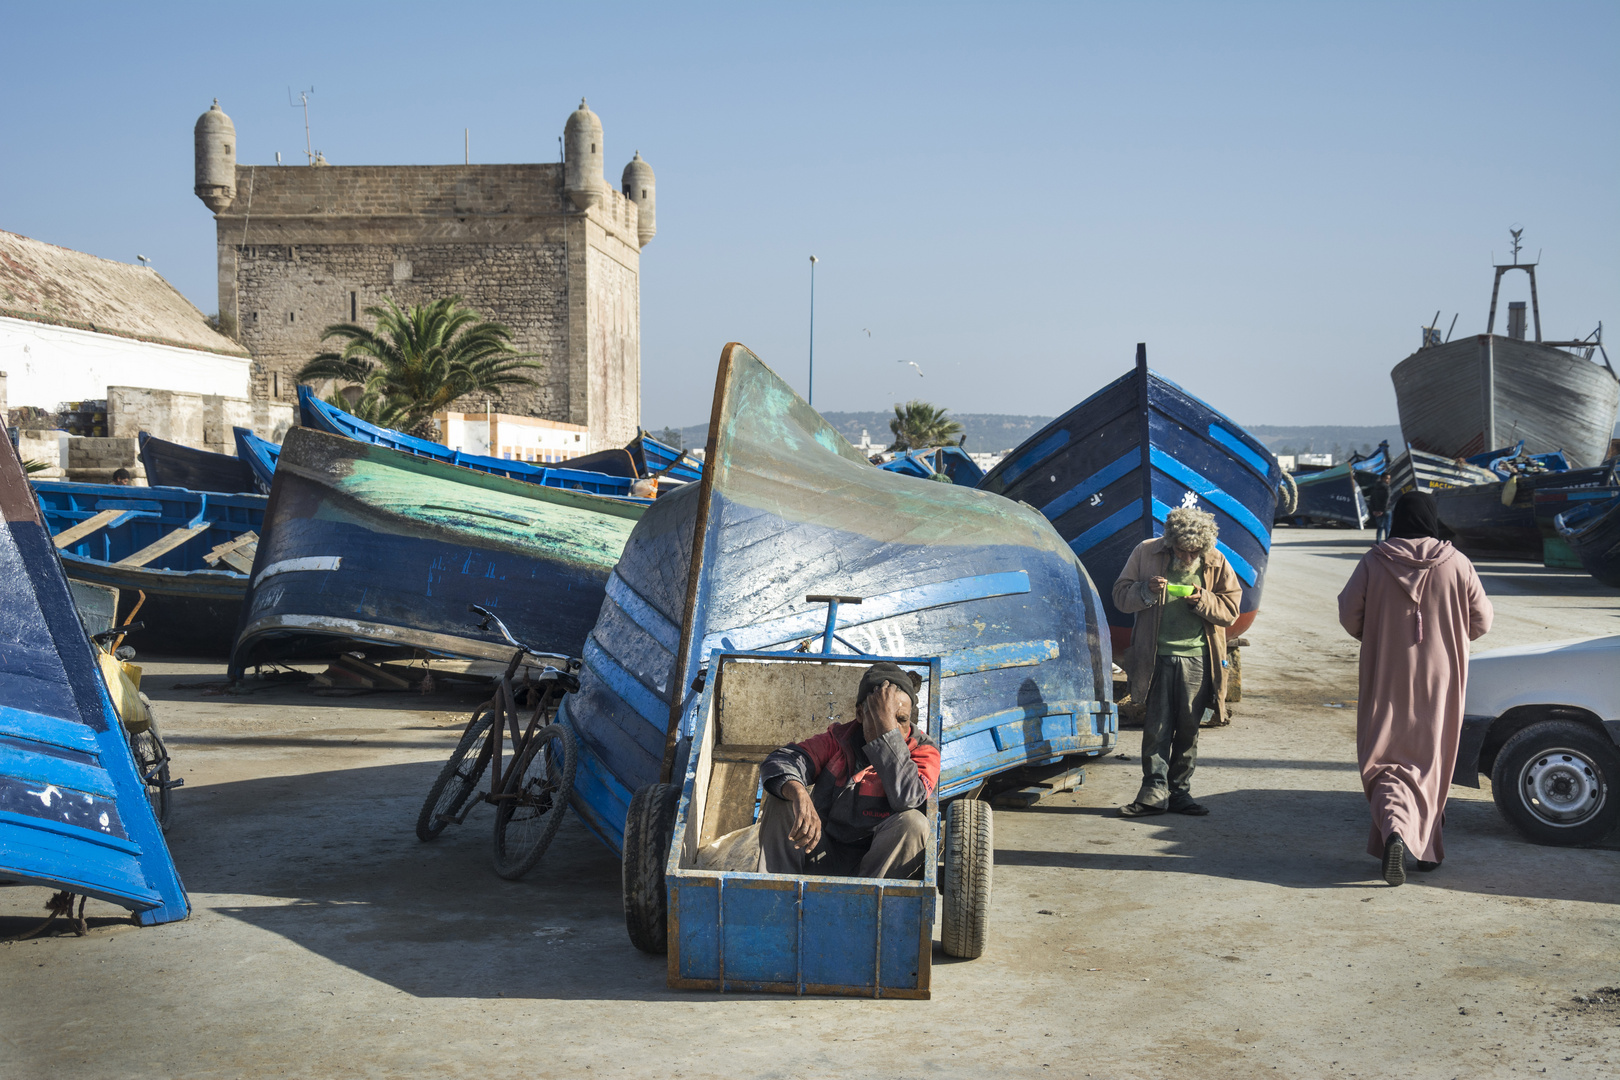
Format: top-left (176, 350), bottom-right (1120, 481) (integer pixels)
top-left (1163, 506), bottom-right (1219, 553)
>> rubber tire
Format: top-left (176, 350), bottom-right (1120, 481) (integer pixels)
top-left (942, 798), bottom-right (993, 959)
top-left (128, 702), bottom-right (171, 834)
top-left (415, 708), bottom-right (496, 841)
top-left (491, 722), bottom-right (577, 880)
top-left (1491, 720), bottom-right (1620, 846)
top-left (623, 783), bottom-right (681, 954)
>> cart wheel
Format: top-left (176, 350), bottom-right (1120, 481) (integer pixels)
top-left (942, 798), bottom-right (993, 959)
top-left (492, 722), bottom-right (577, 880)
top-left (415, 707), bottom-right (496, 841)
top-left (128, 706), bottom-right (171, 833)
top-left (623, 782), bottom-right (681, 954)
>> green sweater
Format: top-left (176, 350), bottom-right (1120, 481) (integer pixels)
top-left (1156, 559), bottom-right (1207, 657)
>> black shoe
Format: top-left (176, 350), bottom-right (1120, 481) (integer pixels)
top-left (1118, 801), bottom-right (1167, 818)
top-left (1412, 859), bottom-right (1441, 872)
top-left (1382, 834), bottom-right (1406, 887)
top-left (1168, 799), bottom-right (1210, 816)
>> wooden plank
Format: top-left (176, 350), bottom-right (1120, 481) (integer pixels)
top-left (52, 509), bottom-right (123, 549)
top-left (215, 546), bottom-right (256, 574)
top-left (116, 523), bottom-right (211, 568)
top-left (203, 530), bottom-right (258, 566)
top-left (336, 655), bottom-right (412, 690)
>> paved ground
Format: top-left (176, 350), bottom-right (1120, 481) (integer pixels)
top-left (3, 530), bottom-right (1617, 1079)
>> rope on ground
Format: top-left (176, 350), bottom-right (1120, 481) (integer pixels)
top-left (1, 891), bottom-right (89, 942)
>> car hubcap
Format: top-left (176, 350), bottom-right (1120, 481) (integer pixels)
top-left (1521, 748), bottom-right (1605, 826)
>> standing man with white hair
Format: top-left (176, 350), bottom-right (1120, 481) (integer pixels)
top-left (1112, 506), bottom-right (1243, 817)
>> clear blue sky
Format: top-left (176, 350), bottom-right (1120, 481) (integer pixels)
top-left (5, 1), bottom-right (1615, 430)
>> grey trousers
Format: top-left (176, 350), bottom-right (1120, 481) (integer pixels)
top-left (756, 793), bottom-right (929, 879)
top-left (1136, 653), bottom-right (1211, 807)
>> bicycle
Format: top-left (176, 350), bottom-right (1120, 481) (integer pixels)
top-left (414, 604), bottom-right (581, 880)
top-left (91, 622), bottom-right (181, 833)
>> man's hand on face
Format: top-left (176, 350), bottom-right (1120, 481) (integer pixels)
top-left (859, 682), bottom-right (910, 745)
top-left (782, 780), bottom-right (821, 852)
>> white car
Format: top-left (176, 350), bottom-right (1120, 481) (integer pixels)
top-left (1459, 635), bottom-right (1620, 845)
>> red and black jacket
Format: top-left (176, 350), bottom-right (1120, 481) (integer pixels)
top-left (760, 720), bottom-right (941, 847)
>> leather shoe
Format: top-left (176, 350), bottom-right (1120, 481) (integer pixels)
top-left (1169, 799), bottom-right (1210, 815)
top-left (1412, 859), bottom-right (1441, 872)
top-left (1382, 834), bottom-right (1407, 887)
top-left (1118, 801), bottom-right (1166, 817)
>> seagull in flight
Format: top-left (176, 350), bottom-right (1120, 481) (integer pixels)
top-left (862, 328), bottom-right (872, 336)
top-left (899, 360), bottom-right (924, 377)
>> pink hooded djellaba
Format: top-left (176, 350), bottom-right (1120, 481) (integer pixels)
top-left (1337, 538), bottom-right (1493, 863)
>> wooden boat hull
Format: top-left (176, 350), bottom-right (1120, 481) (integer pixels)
top-left (0, 433), bottom-right (188, 923)
top-left (1558, 499), bottom-right (1620, 588)
top-left (232, 427), bottom-right (280, 495)
top-left (1392, 335), bottom-right (1620, 469)
top-left (1433, 482), bottom-right (1541, 560)
top-left (978, 346), bottom-right (1281, 654)
top-left (568, 434), bottom-right (703, 486)
top-left (34, 482), bottom-right (264, 657)
top-left (1287, 462), bottom-right (1367, 527)
top-left (137, 431), bottom-right (258, 495)
top-left (881, 446), bottom-right (986, 486)
top-left (559, 343), bottom-right (1115, 856)
top-left (1532, 466), bottom-right (1620, 538)
top-left (229, 428), bottom-right (643, 675)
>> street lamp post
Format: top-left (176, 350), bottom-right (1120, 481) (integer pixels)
top-left (808, 255), bottom-right (818, 406)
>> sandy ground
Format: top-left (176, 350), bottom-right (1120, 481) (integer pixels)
top-left (2, 529), bottom-right (1617, 1079)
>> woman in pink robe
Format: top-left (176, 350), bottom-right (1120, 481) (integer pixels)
top-left (1337, 492), bottom-right (1493, 886)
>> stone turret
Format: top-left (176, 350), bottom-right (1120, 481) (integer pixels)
top-left (563, 98), bottom-right (604, 211)
top-left (622, 151), bottom-right (656, 247)
top-left (193, 99), bottom-right (237, 213)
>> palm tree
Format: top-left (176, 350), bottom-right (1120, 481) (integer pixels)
top-left (298, 297), bottom-right (540, 436)
top-left (887, 400), bottom-right (964, 452)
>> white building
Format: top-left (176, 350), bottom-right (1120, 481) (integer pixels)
top-left (436, 410), bottom-right (592, 462)
top-left (0, 229), bottom-right (251, 415)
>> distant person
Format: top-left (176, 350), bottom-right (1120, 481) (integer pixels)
top-left (1112, 506), bottom-right (1243, 817)
top-left (1367, 473), bottom-right (1392, 542)
top-left (1337, 492), bottom-right (1493, 886)
top-left (111, 468), bottom-right (134, 486)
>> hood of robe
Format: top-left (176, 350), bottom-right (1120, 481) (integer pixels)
top-left (1370, 537), bottom-right (1458, 642)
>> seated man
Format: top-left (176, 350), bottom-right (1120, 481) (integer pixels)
top-left (755, 662), bottom-right (940, 879)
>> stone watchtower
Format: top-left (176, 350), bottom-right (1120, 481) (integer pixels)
top-left (193, 98), bottom-right (654, 448)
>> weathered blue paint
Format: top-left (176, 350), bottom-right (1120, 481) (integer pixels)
top-left (1287, 461), bottom-right (1368, 528)
top-left (1557, 496), bottom-right (1620, 587)
top-left (34, 481), bottom-right (265, 656)
top-left (560, 343), bottom-right (1115, 859)
top-left (979, 344), bottom-right (1281, 652)
top-left (138, 431), bottom-right (258, 495)
top-left (233, 427), bottom-right (281, 496)
top-left (228, 427), bottom-right (642, 677)
top-left (879, 446), bottom-right (985, 487)
top-left (0, 434), bottom-right (188, 924)
top-left (665, 651), bottom-right (940, 997)
top-left (937, 639), bottom-right (1059, 677)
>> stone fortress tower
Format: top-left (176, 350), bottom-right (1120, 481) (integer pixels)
top-left (193, 98), bottom-right (654, 448)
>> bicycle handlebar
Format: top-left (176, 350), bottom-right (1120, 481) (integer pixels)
top-left (467, 604), bottom-right (580, 671)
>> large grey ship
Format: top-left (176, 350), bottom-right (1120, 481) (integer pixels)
top-left (1391, 232), bottom-right (1618, 468)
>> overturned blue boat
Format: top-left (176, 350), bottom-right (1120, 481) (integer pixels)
top-left (34, 482), bottom-right (265, 656)
top-left (1, 433), bottom-right (188, 924)
top-left (558, 343), bottom-right (1116, 854)
top-left (978, 344), bottom-right (1283, 654)
top-left (880, 445), bottom-right (986, 487)
top-left (299, 386), bottom-right (694, 496)
top-left (229, 428), bottom-right (645, 675)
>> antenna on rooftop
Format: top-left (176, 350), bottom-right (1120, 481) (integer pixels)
top-left (288, 86), bottom-right (316, 164)
top-left (1509, 226), bottom-right (1524, 265)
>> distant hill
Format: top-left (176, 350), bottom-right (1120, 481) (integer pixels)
top-left (652, 412), bottom-right (1057, 455)
top-left (1244, 425), bottom-right (1405, 460)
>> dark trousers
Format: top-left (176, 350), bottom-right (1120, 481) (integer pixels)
top-left (1372, 512), bottom-right (1388, 543)
top-left (1136, 653), bottom-right (1211, 808)
top-left (756, 793), bottom-right (928, 879)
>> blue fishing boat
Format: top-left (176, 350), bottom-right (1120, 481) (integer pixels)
top-left (0, 433), bottom-right (188, 924)
top-left (229, 428), bottom-right (644, 676)
top-left (1533, 466), bottom-right (1620, 537)
top-left (1285, 461), bottom-right (1368, 528)
top-left (137, 431), bottom-right (258, 495)
top-left (233, 427), bottom-right (280, 495)
top-left (298, 386), bottom-right (688, 497)
top-left (1557, 498), bottom-right (1620, 588)
top-left (34, 482), bottom-right (265, 656)
top-left (978, 344), bottom-right (1283, 655)
top-left (879, 446), bottom-right (986, 487)
top-left (557, 342), bottom-right (1116, 859)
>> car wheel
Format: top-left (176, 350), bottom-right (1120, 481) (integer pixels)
top-left (1490, 720), bottom-right (1620, 846)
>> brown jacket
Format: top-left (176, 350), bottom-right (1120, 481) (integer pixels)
top-left (1111, 536), bottom-right (1244, 723)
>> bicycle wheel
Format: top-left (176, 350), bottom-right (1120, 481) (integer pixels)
top-left (492, 722), bottom-right (577, 880)
top-left (415, 707), bottom-right (497, 841)
top-left (127, 725), bottom-right (171, 833)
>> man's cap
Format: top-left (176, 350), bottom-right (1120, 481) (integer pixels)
top-left (857, 662), bottom-right (923, 724)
